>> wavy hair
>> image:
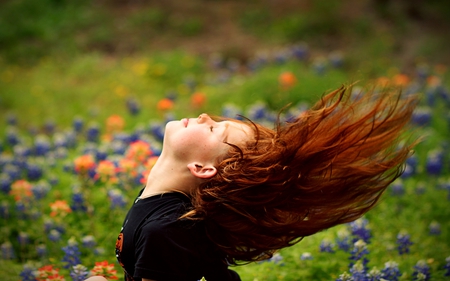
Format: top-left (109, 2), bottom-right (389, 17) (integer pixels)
top-left (185, 84), bottom-right (418, 264)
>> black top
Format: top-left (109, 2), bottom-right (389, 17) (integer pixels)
top-left (115, 191), bottom-right (241, 281)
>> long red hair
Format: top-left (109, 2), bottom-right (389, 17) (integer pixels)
top-left (185, 84), bottom-right (418, 264)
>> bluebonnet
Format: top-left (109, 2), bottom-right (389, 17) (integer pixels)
top-left (62, 238), bottom-right (82, 269)
top-left (267, 253), bottom-right (284, 265)
top-left (6, 113), bottom-right (17, 126)
top-left (54, 132), bottom-right (70, 148)
top-left (70, 264), bottom-right (90, 281)
top-left (349, 262), bottom-right (366, 281)
top-left (366, 267), bottom-right (382, 281)
top-left (405, 154), bottom-right (418, 173)
top-left (34, 135), bottom-right (51, 156)
top-left (6, 127), bottom-right (20, 146)
top-left (412, 260), bottom-right (431, 280)
top-left (18, 232), bottom-right (30, 246)
top-left (19, 264), bottom-right (37, 281)
top-left (108, 189), bottom-right (127, 209)
top-left (300, 252), bottom-right (313, 260)
top-left (44, 119), bottom-right (56, 135)
top-left (319, 239), bottom-right (335, 253)
top-left (396, 232), bottom-right (413, 255)
top-left (1, 241), bottom-right (16, 259)
top-left (36, 244), bottom-right (47, 258)
top-left (48, 229), bottom-right (62, 242)
top-left (390, 180), bottom-right (405, 196)
top-left (312, 58), bottom-right (326, 75)
top-left (425, 150), bottom-right (444, 175)
top-left (221, 104), bottom-right (243, 119)
top-left (71, 192), bottom-right (87, 212)
top-left (81, 235), bottom-right (96, 248)
top-left (32, 181), bottom-right (50, 200)
top-left (110, 140), bottom-right (127, 155)
top-left (0, 201), bottom-right (10, 219)
top-left (291, 43), bottom-right (309, 61)
top-left (411, 107), bottom-right (432, 126)
top-left (336, 228), bottom-right (350, 252)
top-left (0, 173), bottom-right (12, 194)
top-left (381, 261), bottom-right (401, 281)
top-left (150, 122), bottom-right (165, 142)
top-left (26, 162), bottom-right (43, 181)
top-left (444, 256), bottom-right (450, 277)
top-left (415, 182), bottom-right (426, 195)
top-left (328, 51), bottom-right (344, 68)
top-left (428, 221), bottom-right (441, 235)
top-left (73, 117), bottom-right (84, 133)
top-left (126, 98), bottom-right (141, 115)
top-left (86, 124), bottom-right (100, 143)
top-left (349, 218), bottom-right (371, 243)
top-left (247, 102), bottom-right (268, 121)
top-left (94, 247), bottom-right (105, 255)
top-left (14, 144), bottom-right (32, 158)
top-left (349, 240), bottom-right (369, 269)
top-left (336, 272), bottom-right (353, 281)
top-left (15, 201), bottom-right (28, 219)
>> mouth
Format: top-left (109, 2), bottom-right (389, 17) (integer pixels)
top-left (182, 118), bottom-right (189, 127)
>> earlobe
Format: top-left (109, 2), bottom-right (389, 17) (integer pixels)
top-left (187, 163), bottom-right (217, 179)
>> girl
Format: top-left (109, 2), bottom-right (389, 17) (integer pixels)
top-left (97, 84), bottom-right (417, 281)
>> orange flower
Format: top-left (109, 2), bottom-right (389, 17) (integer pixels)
top-left (375, 76), bottom-right (391, 87)
top-left (91, 261), bottom-right (118, 280)
top-left (106, 114), bottom-right (125, 133)
top-left (157, 98), bottom-right (174, 111)
top-left (392, 74), bottom-right (410, 87)
top-left (118, 158), bottom-right (138, 177)
top-left (50, 200), bottom-right (72, 217)
top-left (74, 154), bottom-right (96, 174)
top-left (9, 179), bottom-right (32, 201)
top-left (279, 71), bottom-right (297, 89)
top-left (427, 75), bottom-right (441, 88)
top-left (125, 141), bottom-right (152, 163)
top-left (36, 265), bottom-right (65, 281)
top-left (95, 160), bottom-right (118, 183)
top-left (191, 92), bottom-right (206, 108)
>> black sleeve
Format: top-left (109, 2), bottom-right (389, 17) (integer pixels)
top-left (133, 218), bottom-right (239, 281)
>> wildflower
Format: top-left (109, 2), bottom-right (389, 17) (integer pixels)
top-left (3, 164), bottom-right (21, 181)
top-left (268, 253), bottom-right (284, 265)
top-left (36, 265), bottom-right (65, 281)
top-left (74, 154), bottom-right (96, 175)
top-left (9, 179), bottom-right (33, 201)
top-left (26, 162), bottom-right (43, 181)
top-left (0, 201), bottom-right (9, 219)
top-left (71, 192), bottom-right (87, 212)
top-left (319, 239), bottom-right (335, 253)
top-left (279, 71), bottom-right (297, 89)
top-left (91, 260), bottom-right (118, 280)
top-left (48, 229), bottom-right (62, 242)
top-left (312, 57), bottom-right (326, 75)
top-left (390, 180), bottom-right (405, 196)
top-left (32, 180), bottom-right (51, 200)
top-left (95, 160), bottom-right (118, 184)
top-left (118, 158), bottom-right (138, 177)
top-left (20, 264), bottom-right (37, 281)
top-left (349, 261), bottom-right (366, 281)
top-left (191, 92), bottom-right (207, 108)
top-left (425, 150), bottom-right (443, 175)
top-left (34, 135), bottom-right (51, 156)
top-left (125, 140), bottom-right (152, 163)
top-left (367, 267), bottom-right (382, 281)
top-left (412, 260), bottom-right (431, 280)
top-left (415, 183), bottom-right (426, 195)
top-left (150, 122), bottom-right (165, 142)
top-left (62, 238), bottom-right (81, 269)
top-left (73, 117), bottom-right (84, 133)
top-left (221, 104), bottom-right (243, 119)
top-left (349, 240), bottom-right (369, 269)
top-left (126, 98), bottom-right (140, 115)
top-left (291, 43), bottom-right (309, 61)
top-left (411, 107), bottom-right (432, 126)
top-left (106, 115), bottom-right (125, 134)
top-left (6, 126), bottom-right (20, 146)
top-left (381, 261), bottom-right (401, 281)
top-left (300, 252), bottom-right (313, 260)
top-left (247, 102), bottom-right (268, 121)
top-left (336, 272), bottom-right (353, 281)
top-left (70, 264), bottom-right (90, 281)
top-left (349, 218), bottom-right (371, 243)
top-left (18, 232), bottom-right (30, 246)
top-left (86, 124), bottom-right (100, 143)
top-left (50, 200), bottom-right (72, 217)
top-left (428, 221), bottom-right (441, 235)
top-left (157, 98), bottom-right (174, 111)
top-left (36, 244), bottom-right (47, 258)
top-left (444, 256), bottom-right (450, 276)
top-left (1, 241), bottom-right (15, 259)
top-left (336, 228), bottom-right (351, 252)
top-left (329, 51), bottom-right (344, 68)
top-left (0, 173), bottom-right (12, 194)
top-left (82, 235), bottom-right (96, 248)
top-left (396, 232), bottom-right (413, 255)
top-left (108, 189), bottom-right (127, 209)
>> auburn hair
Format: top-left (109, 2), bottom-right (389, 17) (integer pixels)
top-left (185, 84), bottom-right (418, 264)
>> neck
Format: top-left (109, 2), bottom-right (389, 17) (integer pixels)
top-left (140, 155), bottom-right (200, 198)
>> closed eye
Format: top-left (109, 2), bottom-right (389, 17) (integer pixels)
top-left (209, 126), bottom-right (214, 132)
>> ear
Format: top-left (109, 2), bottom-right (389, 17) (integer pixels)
top-left (187, 163), bottom-right (217, 179)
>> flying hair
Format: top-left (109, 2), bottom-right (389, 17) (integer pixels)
top-left (183, 84), bottom-right (418, 264)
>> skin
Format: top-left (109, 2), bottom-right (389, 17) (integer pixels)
top-left (87, 114), bottom-right (252, 281)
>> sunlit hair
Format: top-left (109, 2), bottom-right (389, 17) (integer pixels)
top-left (184, 84), bottom-right (418, 264)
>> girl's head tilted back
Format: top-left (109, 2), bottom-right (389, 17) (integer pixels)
top-left (185, 84), bottom-right (418, 264)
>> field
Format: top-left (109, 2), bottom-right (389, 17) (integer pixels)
top-left (1, 1), bottom-right (450, 280)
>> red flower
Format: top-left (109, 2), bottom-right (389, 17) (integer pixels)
top-left (157, 98), bottom-right (174, 111)
top-left (74, 154), bottom-right (96, 174)
top-left (279, 71), bottom-right (297, 89)
top-left (95, 160), bottom-right (118, 184)
top-left (36, 265), bottom-right (66, 281)
top-left (9, 179), bottom-right (32, 201)
top-left (191, 92), bottom-right (206, 108)
top-left (91, 261), bottom-right (118, 280)
top-left (50, 200), bottom-right (72, 217)
top-left (125, 141), bottom-right (152, 163)
top-left (106, 114), bottom-right (125, 133)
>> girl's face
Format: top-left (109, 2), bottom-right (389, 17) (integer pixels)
top-left (163, 114), bottom-right (253, 165)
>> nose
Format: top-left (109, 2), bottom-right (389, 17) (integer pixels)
top-left (197, 113), bottom-right (212, 124)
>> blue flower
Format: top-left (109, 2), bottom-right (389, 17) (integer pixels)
top-left (18, 232), bottom-right (30, 246)
top-left (366, 267), bottom-right (382, 281)
top-left (86, 124), bottom-right (100, 143)
top-left (26, 162), bottom-right (43, 181)
top-left (19, 264), bottom-right (37, 281)
top-left (349, 262), bottom-right (366, 281)
top-left (0, 201), bottom-right (10, 219)
top-left (336, 228), bottom-right (351, 252)
top-left (0, 173), bottom-right (12, 194)
top-left (62, 238), bottom-right (81, 269)
top-left (48, 229), bottom-right (62, 242)
top-left (70, 264), bottom-right (90, 281)
top-left (412, 260), bottom-right (431, 280)
top-left (108, 189), bottom-right (127, 209)
top-left (247, 102), bottom-right (268, 121)
top-left (291, 43), bottom-right (309, 61)
top-left (81, 235), bottom-right (96, 248)
top-left (32, 181), bottom-right (51, 200)
top-left (34, 135), bottom-right (51, 156)
top-left (336, 272), bottom-right (353, 281)
top-left (267, 253), bottom-right (284, 265)
top-left (425, 150), bottom-right (444, 175)
top-left (396, 232), bottom-right (413, 255)
top-left (36, 244), bottom-right (47, 258)
top-left (411, 107), bottom-right (432, 126)
top-left (126, 98), bottom-right (141, 115)
top-left (381, 261), bottom-right (401, 281)
top-left (349, 240), bottom-right (369, 269)
top-left (71, 192), bottom-right (87, 212)
top-left (6, 127), bottom-right (21, 146)
top-left (390, 180), bottom-right (405, 196)
top-left (428, 221), bottom-right (441, 235)
top-left (73, 117), bottom-right (84, 133)
top-left (349, 218), bottom-right (371, 243)
top-left (300, 252), bottom-right (313, 260)
top-left (1, 241), bottom-right (15, 259)
top-left (319, 239), bottom-right (335, 253)
top-left (444, 256), bottom-right (450, 277)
